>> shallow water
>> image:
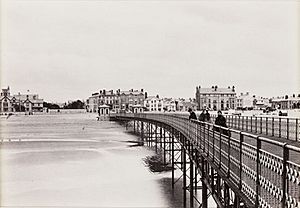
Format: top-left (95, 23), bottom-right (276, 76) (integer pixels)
top-left (0, 113), bottom-right (191, 207)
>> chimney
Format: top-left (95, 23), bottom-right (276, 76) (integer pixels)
top-left (100, 90), bottom-right (102, 94)
top-left (145, 92), bottom-right (148, 99)
top-left (215, 85), bottom-right (218, 91)
top-left (156, 94), bottom-right (159, 98)
top-left (228, 86), bottom-right (230, 89)
top-left (141, 89), bottom-right (143, 92)
top-left (232, 86), bottom-right (235, 92)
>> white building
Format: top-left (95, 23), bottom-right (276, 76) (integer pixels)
top-left (236, 92), bottom-right (255, 110)
top-left (176, 98), bottom-right (198, 112)
top-left (271, 94), bottom-right (300, 109)
top-left (87, 93), bottom-right (99, 113)
top-left (253, 96), bottom-right (271, 109)
top-left (144, 96), bottom-right (177, 112)
top-left (144, 96), bottom-right (163, 112)
top-left (162, 98), bottom-right (176, 112)
top-left (196, 85), bottom-right (237, 110)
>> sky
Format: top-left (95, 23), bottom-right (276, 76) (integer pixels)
top-left (1, 0), bottom-right (299, 103)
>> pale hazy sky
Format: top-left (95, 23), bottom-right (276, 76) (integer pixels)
top-left (1, 0), bottom-right (299, 102)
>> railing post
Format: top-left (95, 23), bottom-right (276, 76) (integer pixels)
top-left (279, 117), bottom-right (282, 138)
top-left (155, 124), bottom-right (158, 153)
top-left (287, 118), bottom-right (289, 140)
top-left (207, 124), bottom-right (210, 158)
top-left (239, 133), bottom-right (244, 191)
top-left (163, 128), bottom-right (166, 164)
top-left (160, 126), bottom-right (163, 149)
top-left (246, 116), bottom-right (249, 131)
top-left (296, 119), bottom-right (298, 141)
top-left (266, 117), bottom-right (268, 135)
top-left (282, 144), bottom-right (289, 208)
top-left (219, 131), bottom-right (222, 169)
top-left (255, 117), bottom-right (258, 133)
top-left (203, 123), bottom-right (206, 154)
top-left (251, 117), bottom-right (253, 132)
top-left (260, 117), bottom-right (262, 134)
top-left (212, 127), bottom-right (215, 162)
top-left (255, 136), bottom-right (261, 207)
top-left (227, 130), bottom-right (231, 178)
top-left (272, 117), bottom-right (275, 137)
top-left (242, 116), bottom-right (244, 130)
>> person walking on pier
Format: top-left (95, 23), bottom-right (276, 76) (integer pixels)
top-left (214, 110), bottom-right (230, 136)
top-left (188, 108), bottom-right (197, 120)
top-left (199, 109), bottom-right (211, 123)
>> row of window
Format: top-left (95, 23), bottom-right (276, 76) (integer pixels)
top-left (199, 94), bottom-right (236, 97)
top-left (1, 101), bottom-right (42, 107)
top-left (202, 99), bottom-right (235, 104)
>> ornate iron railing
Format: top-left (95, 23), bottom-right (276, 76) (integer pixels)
top-left (113, 113), bottom-right (300, 208)
top-left (210, 115), bottom-right (300, 141)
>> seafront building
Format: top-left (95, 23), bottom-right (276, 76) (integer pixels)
top-left (195, 85), bottom-right (237, 111)
top-left (144, 95), bottom-right (163, 111)
top-left (0, 87), bottom-right (44, 113)
top-left (162, 98), bottom-right (176, 112)
top-left (87, 89), bottom-right (147, 113)
top-left (176, 98), bottom-right (198, 112)
top-left (144, 96), bottom-right (177, 112)
top-left (270, 94), bottom-right (300, 109)
top-left (143, 97), bottom-right (196, 112)
top-left (236, 92), bottom-right (255, 110)
top-left (253, 96), bottom-right (271, 110)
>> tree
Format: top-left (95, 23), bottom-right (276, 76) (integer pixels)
top-left (43, 102), bottom-right (60, 109)
top-left (63, 100), bottom-right (85, 109)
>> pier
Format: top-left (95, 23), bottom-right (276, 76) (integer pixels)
top-left (112, 113), bottom-right (300, 208)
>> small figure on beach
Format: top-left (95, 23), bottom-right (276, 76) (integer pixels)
top-left (214, 110), bottom-right (230, 136)
top-left (188, 108), bottom-right (197, 120)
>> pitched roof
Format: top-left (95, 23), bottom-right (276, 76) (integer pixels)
top-left (0, 96), bottom-right (12, 101)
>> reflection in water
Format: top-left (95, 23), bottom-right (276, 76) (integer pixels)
top-left (1, 113), bottom-right (207, 207)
